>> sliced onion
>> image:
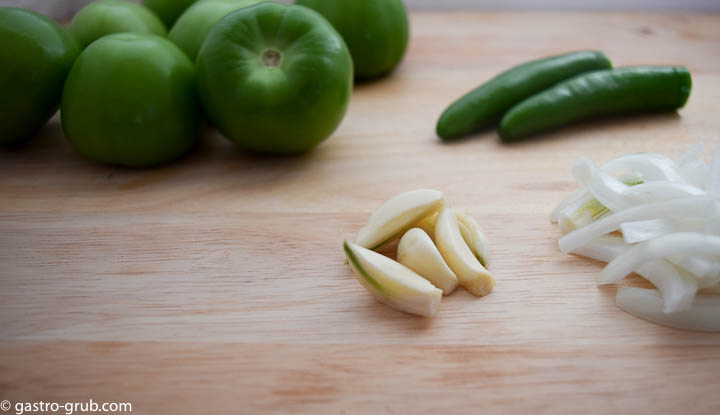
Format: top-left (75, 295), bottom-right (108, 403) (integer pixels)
top-left (555, 144), bottom-right (720, 330)
top-left (616, 287), bottom-right (720, 332)
top-left (557, 193), bottom-right (608, 233)
top-left (572, 235), bottom-right (627, 263)
top-left (555, 173), bottom-right (647, 232)
top-left (558, 197), bottom-right (716, 253)
top-left (679, 159), bottom-right (710, 189)
top-left (601, 152), bottom-right (684, 182)
top-left (668, 256), bottom-right (720, 287)
top-left (550, 186), bottom-right (589, 223)
top-left (624, 181), bottom-right (706, 204)
top-left (637, 262), bottom-right (698, 313)
top-left (599, 233), bottom-right (720, 285)
top-left (574, 157), bottom-right (705, 212)
top-left (710, 147), bottom-right (720, 194)
top-left (620, 218), bottom-right (711, 244)
top-left (574, 236), bottom-right (697, 313)
top-left (573, 157), bottom-right (630, 212)
top-left (709, 211), bottom-right (720, 235)
top-left (620, 219), bottom-right (677, 243)
top-left (674, 142), bottom-right (704, 166)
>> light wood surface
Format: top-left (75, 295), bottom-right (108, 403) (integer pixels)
top-left (1, 12), bottom-right (720, 415)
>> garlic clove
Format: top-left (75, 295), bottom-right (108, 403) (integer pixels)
top-left (456, 211), bottom-right (491, 268)
top-left (343, 240), bottom-right (442, 317)
top-left (397, 228), bottom-right (458, 295)
top-left (435, 207), bottom-right (495, 297)
top-left (354, 189), bottom-right (445, 250)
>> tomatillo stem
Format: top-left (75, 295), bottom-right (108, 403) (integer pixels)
top-left (262, 49), bottom-right (282, 68)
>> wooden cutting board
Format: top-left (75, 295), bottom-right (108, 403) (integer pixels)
top-left (1, 12), bottom-right (719, 415)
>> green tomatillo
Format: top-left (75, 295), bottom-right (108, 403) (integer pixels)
top-left (169, 0), bottom-right (261, 61)
top-left (141, 0), bottom-right (198, 28)
top-left (61, 33), bottom-right (201, 167)
top-left (70, 0), bottom-right (167, 49)
top-left (196, 2), bottom-right (353, 154)
top-left (0, 7), bottom-right (79, 146)
top-left (295, 0), bottom-right (409, 80)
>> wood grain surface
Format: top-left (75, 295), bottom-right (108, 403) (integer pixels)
top-left (1, 12), bottom-right (720, 415)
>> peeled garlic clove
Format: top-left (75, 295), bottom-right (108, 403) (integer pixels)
top-left (397, 228), bottom-right (459, 295)
top-left (343, 240), bottom-right (442, 317)
top-left (411, 211), bottom-right (490, 267)
top-left (456, 211), bottom-right (491, 268)
top-left (354, 189), bottom-right (445, 250)
top-left (435, 207), bottom-right (495, 297)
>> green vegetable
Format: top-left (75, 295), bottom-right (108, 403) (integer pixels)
top-left (295, 0), bottom-right (409, 80)
top-left (499, 66), bottom-right (692, 142)
top-left (169, 0), bottom-right (260, 61)
top-left (0, 7), bottom-right (79, 146)
top-left (61, 33), bottom-right (201, 167)
top-left (436, 51), bottom-right (612, 140)
top-left (196, 2), bottom-right (353, 154)
top-left (70, 0), bottom-right (167, 49)
top-left (141, 0), bottom-right (198, 28)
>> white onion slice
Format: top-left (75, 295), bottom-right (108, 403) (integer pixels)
top-left (574, 158), bottom-right (705, 213)
top-left (599, 233), bottom-right (720, 285)
top-left (637, 262), bottom-right (698, 313)
top-left (559, 197), bottom-right (716, 253)
top-left (616, 287), bottom-right (720, 332)
top-left (674, 142), bottom-right (704, 166)
top-left (624, 181), bottom-right (706, 203)
top-left (620, 218), bottom-right (712, 244)
top-left (573, 157), bottom-right (629, 212)
top-left (572, 235), bottom-right (627, 263)
top-left (620, 219), bottom-right (677, 244)
top-left (550, 186), bottom-right (589, 223)
top-left (710, 147), bottom-right (720, 194)
top-left (679, 159), bottom-right (710, 189)
top-left (601, 152), bottom-right (684, 182)
top-left (557, 192), bottom-right (607, 233)
top-left (709, 212), bottom-right (720, 235)
top-left (668, 256), bottom-right (720, 287)
top-left (554, 173), bottom-right (647, 232)
top-left (574, 236), bottom-right (697, 313)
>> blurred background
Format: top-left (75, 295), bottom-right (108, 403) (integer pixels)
top-left (2, 0), bottom-right (719, 21)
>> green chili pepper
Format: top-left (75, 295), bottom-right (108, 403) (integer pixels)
top-left (436, 50), bottom-right (612, 140)
top-left (498, 66), bottom-right (692, 142)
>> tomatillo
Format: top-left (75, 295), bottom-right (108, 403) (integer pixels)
top-left (70, 0), bottom-right (167, 49)
top-left (196, 2), bottom-right (353, 154)
top-left (142, 0), bottom-right (198, 28)
top-left (169, 0), bottom-right (260, 61)
top-left (61, 33), bottom-right (201, 167)
top-left (0, 7), bottom-right (79, 146)
top-left (295, 0), bottom-right (409, 80)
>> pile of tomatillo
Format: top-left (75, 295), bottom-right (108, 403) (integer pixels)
top-left (0, 0), bottom-right (409, 166)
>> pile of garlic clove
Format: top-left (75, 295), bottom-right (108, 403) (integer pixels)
top-left (344, 189), bottom-right (495, 317)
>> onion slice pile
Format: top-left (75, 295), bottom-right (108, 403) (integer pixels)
top-left (552, 144), bottom-right (720, 331)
